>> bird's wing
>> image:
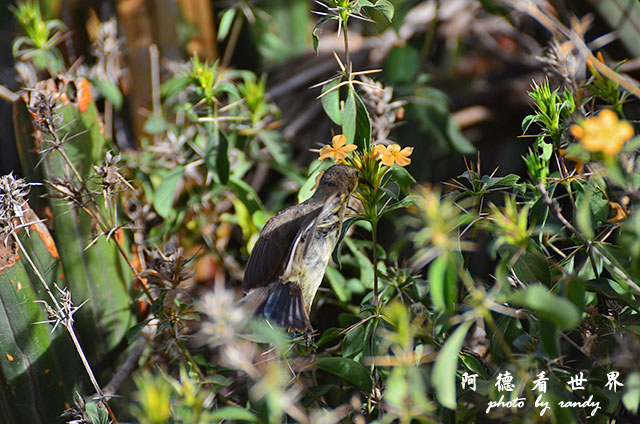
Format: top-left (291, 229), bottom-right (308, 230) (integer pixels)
top-left (281, 193), bottom-right (338, 280)
top-left (242, 201), bottom-right (324, 291)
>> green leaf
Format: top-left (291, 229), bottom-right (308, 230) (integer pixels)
top-left (85, 401), bottom-right (109, 424)
top-left (382, 194), bottom-right (416, 215)
top-left (343, 87), bottom-right (357, 146)
top-left (126, 319), bottom-right (151, 343)
top-left (388, 166), bottom-right (417, 192)
top-left (298, 161), bottom-right (331, 203)
top-left (623, 372), bottom-right (640, 414)
top-left (353, 88), bottom-right (372, 149)
top-left (12, 99), bottom-right (132, 419)
top-left (316, 327), bottom-right (342, 348)
top-left (521, 114), bottom-right (539, 134)
top-left (314, 357), bottom-right (372, 392)
top-left (154, 166), bottom-right (184, 218)
top-left (205, 130), bottom-right (219, 176)
top-left (90, 78), bottom-right (123, 109)
top-left (161, 76), bottom-right (191, 101)
top-left (538, 140), bottom-right (553, 161)
top-left (209, 406), bottom-right (258, 422)
top-left (325, 265), bottom-right (350, 302)
top-left (143, 114), bottom-right (167, 134)
top-left (0, 208), bottom-right (79, 421)
top-left (260, 130), bottom-right (289, 165)
top-left (428, 255), bottom-right (457, 314)
top-left (345, 238), bottom-right (374, 288)
top-left (372, 0), bottom-right (394, 20)
top-left (312, 16), bottom-right (331, 53)
top-left (584, 278), bottom-right (639, 312)
top-left (217, 131), bottom-right (230, 184)
top-left (500, 245), bottom-right (551, 286)
top-left (321, 77), bottom-right (343, 125)
top-left (594, 244), bottom-right (636, 293)
top-left (460, 352), bottom-right (489, 380)
top-left (217, 8), bottom-right (236, 41)
top-left (383, 46), bottom-right (420, 84)
top-left (510, 285), bottom-right (580, 330)
top-left (432, 320), bottom-right (473, 409)
top-left (576, 183), bottom-right (609, 240)
top-left (332, 216), bottom-right (364, 268)
top-left (539, 319), bottom-right (559, 357)
top-left (342, 320), bottom-right (368, 359)
top-left (446, 113), bottom-right (475, 154)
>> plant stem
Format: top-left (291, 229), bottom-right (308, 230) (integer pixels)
top-left (222, 14), bottom-right (243, 69)
top-left (343, 21), bottom-right (350, 73)
top-left (538, 182), bottom-right (640, 294)
top-left (13, 233), bottom-right (118, 423)
top-left (371, 218), bottom-right (379, 305)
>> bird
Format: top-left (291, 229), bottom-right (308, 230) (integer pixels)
top-left (241, 164), bottom-right (359, 333)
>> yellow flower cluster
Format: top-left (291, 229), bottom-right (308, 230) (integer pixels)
top-left (373, 144), bottom-right (413, 167)
top-left (570, 109), bottom-right (634, 155)
top-left (317, 134), bottom-right (413, 167)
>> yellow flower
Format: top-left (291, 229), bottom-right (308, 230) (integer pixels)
top-left (570, 109), bottom-right (634, 155)
top-left (373, 143), bottom-right (414, 167)
top-left (318, 134), bottom-right (357, 161)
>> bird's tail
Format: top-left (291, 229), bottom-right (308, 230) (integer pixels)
top-left (241, 281), bottom-right (311, 332)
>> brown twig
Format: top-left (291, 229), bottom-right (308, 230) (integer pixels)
top-left (12, 234), bottom-right (119, 423)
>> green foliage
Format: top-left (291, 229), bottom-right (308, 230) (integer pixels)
top-left (523, 78), bottom-right (575, 144)
top-left (11, 0), bottom-right (65, 73)
top-left (5, 1), bottom-right (640, 423)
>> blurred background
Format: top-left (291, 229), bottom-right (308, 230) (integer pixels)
top-left (2, 0), bottom-right (638, 183)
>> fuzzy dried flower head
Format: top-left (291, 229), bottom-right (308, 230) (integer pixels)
top-left (198, 284), bottom-right (246, 347)
top-left (373, 143), bottom-right (413, 167)
top-left (27, 91), bottom-right (61, 135)
top-left (570, 109), bottom-right (634, 155)
top-left (144, 246), bottom-right (194, 289)
top-left (318, 134), bottom-right (357, 162)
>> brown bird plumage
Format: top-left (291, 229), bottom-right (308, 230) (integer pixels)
top-left (241, 164), bottom-right (358, 331)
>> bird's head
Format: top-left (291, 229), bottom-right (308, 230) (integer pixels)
top-left (314, 164), bottom-right (359, 199)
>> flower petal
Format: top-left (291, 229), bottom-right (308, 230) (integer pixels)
top-left (599, 109), bottom-right (617, 125)
top-left (332, 134), bottom-right (347, 148)
top-left (569, 124), bottom-right (583, 139)
top-left (395, 156), bottom-right (411, 167)
top-left (334, 150), bottom-right (349, 160)
top-left (318, 145), bottom-right (335, 160)
top-left (342, 143), bottom-right (357, 153)
top-left (373, 144), bottom-right (388, 159)
top-left (399, 146), bottom-right (414, 157)
top-left (380, 155), bottom-right (395, 167)
top-left (617, 122), bottom-right (634, 141)
top-left (388, 144), bottom-right (401, 153)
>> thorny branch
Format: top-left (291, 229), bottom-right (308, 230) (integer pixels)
top-left (537, 182), bottom-right (640, 294)
top-left (0, 173), bottom-right (118, 423)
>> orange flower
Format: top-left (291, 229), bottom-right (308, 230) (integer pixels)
top-left (373, 144), bottom-right (413, 167)
top-left (77, 78), bottom-right (92, 113)
top-left (570, 109), bottom-right (634, 155)
top-left (318, 134), bottom-right (357, 161)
